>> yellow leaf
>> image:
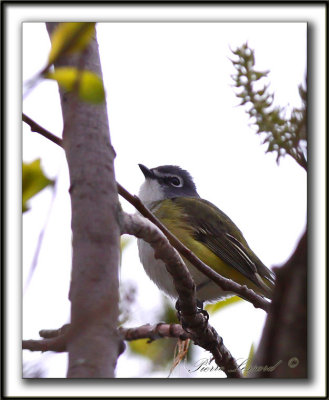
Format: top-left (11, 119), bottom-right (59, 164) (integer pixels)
top-left (22, 159), bottom-right (54, 212)
top-left (48, 22), bottom-right (96, 64)
top-left (205, 295), bottom-right (242, 314)
top-left (45, 67), bottom-right (105, 104)
top-left (129, 339), bottom-right (160, 360)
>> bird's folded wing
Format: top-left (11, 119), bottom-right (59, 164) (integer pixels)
top-left (174, 197), bottom-right (272, 289)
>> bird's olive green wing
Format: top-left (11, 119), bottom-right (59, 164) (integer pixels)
top-left (171, 197), bottom-right (275, 292)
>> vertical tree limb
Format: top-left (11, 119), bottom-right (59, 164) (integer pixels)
top-left (248, 230), bottom-right (307, 378)
top-left (45, 23), bottom-right (121, 378)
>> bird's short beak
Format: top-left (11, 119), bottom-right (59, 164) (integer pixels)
top-left (138, 164), bottom-right (154, 179)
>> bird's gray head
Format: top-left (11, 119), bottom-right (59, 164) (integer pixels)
top-left (138, 164), bottom-right (200, 205)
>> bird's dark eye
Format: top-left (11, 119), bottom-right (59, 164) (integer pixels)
top-left (169, 177), bottom-right (182, 187)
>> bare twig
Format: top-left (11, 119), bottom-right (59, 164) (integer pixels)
top-left (22, 113), bottom-right (63, 146)
top-left (24, 177), bottom-right (59, 293)
top-left (120, 323), bottom-right (191, 342)
top-left (23, 336), bottom-right (67, 353)
top-left (28, 319), bottom-right (242, 378)
top-left (38, 323), bottom-right (191, 342)
top-left (23, 323), bottom-right (188, 355)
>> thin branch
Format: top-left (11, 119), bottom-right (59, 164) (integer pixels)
top-left (120, 323), bottom-right (191, 342)
top-left (23, 324), bottom-right (187, 354)
top-left (22, 113), bottom-right (63, 147)
top-left (37, 323), bottom-right (191, 342)
top-left (29, 318), bottom-right (242, 378)
top-left (24, 176), bottom-right (59, 293)
top-left (22, 113), bottom-right (270, 313)
top-left (23, 336), bottom-right (67, 353)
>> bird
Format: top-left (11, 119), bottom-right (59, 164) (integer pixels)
top-left (137, 164), bottom-right (275, 305)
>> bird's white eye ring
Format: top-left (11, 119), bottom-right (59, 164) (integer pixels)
top-left (169, 176), bottom-right (183, 187)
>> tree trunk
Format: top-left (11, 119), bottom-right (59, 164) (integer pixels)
top-left (46, 23), bottom-right (121, 378)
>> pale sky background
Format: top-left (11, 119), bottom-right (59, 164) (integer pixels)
top-left (5, 3), bottom-right (324, 397)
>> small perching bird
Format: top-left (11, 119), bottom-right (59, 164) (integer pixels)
top-left (137, 164), bottom-right (275, 304)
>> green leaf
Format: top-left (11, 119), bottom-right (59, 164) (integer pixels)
top-left (45, 67), bottom-right (105, 104)
top-left (205, 296), bottom-right (242, 314)
top-left (22, 159), bottom-right (54, 213)
top-left (48, 22), bottom-right (96, 65)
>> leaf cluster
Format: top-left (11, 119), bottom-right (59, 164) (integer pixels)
top-left (45, 23), bottom-right (105, 104)
top-left (231, 43), bottom-right (307, 170)
top-left (24, 23), bottom-right (105, 104)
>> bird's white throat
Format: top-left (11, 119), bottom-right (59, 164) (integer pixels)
top-left (138, 179), bottom-right (165, 206)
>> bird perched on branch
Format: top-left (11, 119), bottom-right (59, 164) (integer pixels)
top-left (137, 164), bottom-right (275, 305)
